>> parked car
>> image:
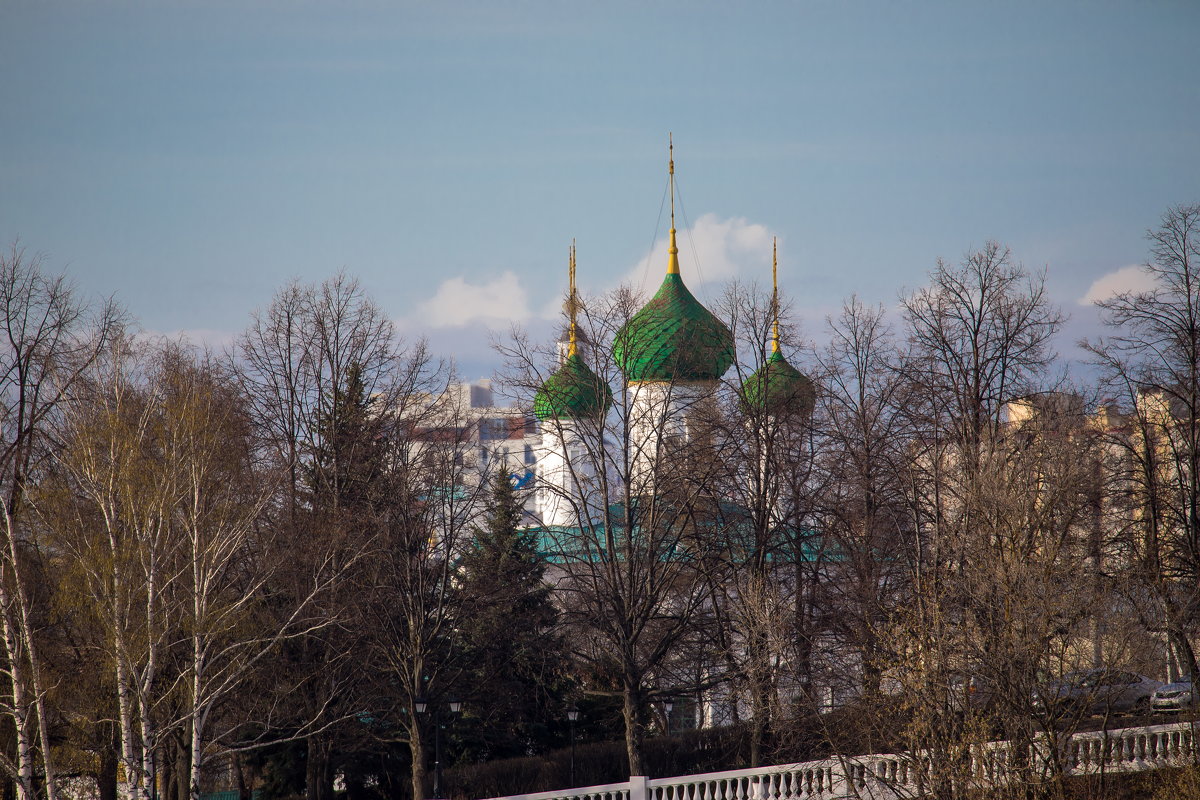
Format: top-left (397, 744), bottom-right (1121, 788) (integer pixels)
top-left (1033, 669), bottom-right (1163, 716)
top-left (1151, 680), bottom-right (1197, 712)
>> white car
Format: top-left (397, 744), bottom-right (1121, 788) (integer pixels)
top-left (1151, 680), bottom-right (1196, 712)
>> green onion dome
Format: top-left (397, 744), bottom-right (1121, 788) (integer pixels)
top-left (613, 272), bottom-right (736, 382)
top-left (741, 350), bottom-right (815, 415)
top-left (533, 352), bottom-right (613, 420)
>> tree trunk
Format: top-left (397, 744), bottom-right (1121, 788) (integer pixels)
top-left (188, 705), bottom-right (203, 800)
top-left (6, 543), bottom-right (56, 800)
top-left (304, 736), bottom-right (331, 800)
top-left (114, 653), bottom-right (141, 800)
top-left (622, 685), bottom-right (644, 777)
top-left (0, 570), bottom-right (35, 800)
top-left (137, 685), bottom-right (157, 800)
top-left (234, 755), bottom-right (249, 800)
top-left (175, 736), bottom-right (190, 800)
top-left (747, 625), bottom-right (772, 768)
top-left (98, 745), bottom-right (118, 800)
top-left (189, 594), bottom-right (206, 800)
top-left (159, 747), bottom-right (173, 800)
top-left (408, 722), bottom-right (425, 800)
top-left (1167, 617), bottom-right (1200, 683)
top-left (792, 558), bottom-right (813, 702)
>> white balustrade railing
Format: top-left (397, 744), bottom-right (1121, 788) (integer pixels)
top-left (482, 720), bottom-right (1200, 800)
top-left (1062, 721), bottom-right (1196, 775)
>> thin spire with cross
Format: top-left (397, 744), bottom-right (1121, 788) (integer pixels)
top-left (667, 133), bottom-right (680, 276)
top-left (569, 241), bottom-right (578, 357)
top-left (771, 237), bottom-right (780, 354)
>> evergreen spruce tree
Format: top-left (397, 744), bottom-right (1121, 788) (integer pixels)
top-left (291, 361), bottom-right (387, 800)
top-left (455, 466), bottom-right (571, 761)
top-left (309, 361), bottom-right (385, 513)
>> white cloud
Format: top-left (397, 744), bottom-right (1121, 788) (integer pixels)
top-left (418, 270), bottom-right (532, 328)
top-left (406, 213), bottom-right (776, 338)
top-left (1079, 265), bottom-right (1157, 306)
top-left (621, 213), bottom-right (774, 292)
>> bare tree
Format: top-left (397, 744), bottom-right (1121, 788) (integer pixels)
top-left (899, 242), bottom-right (1064, 625)
top-left (357, 381), bottom-right (487, 800)
top-left (813, 297), bottom-right (911, 702)
top-left (1084, 203), bottom-right (1200, 684)
top-left (47, 340), bottom-right (352, 800)
top-left (231, 275), bottom-right (382, 800)
top-left (235, 274), bottom-right (397, 524)
top-left (884, 243), bottom-right (1080, 798)
top-left (899, 394), bottom-right (1106, 798)
top-left (165, 348), bottom-right (340, 800)
top-left (499, 274), bottom-right (734, 776)
top-left (0, 245), bottom-right (122, 800)
top-left (232, 273), bottom-right (453, 800)
top-left (702, 276), bottom-right (819, 767)
top-left (49, 336), bottom-right (182, 800)
top-left (902, 241), bottom-right (1063, 456)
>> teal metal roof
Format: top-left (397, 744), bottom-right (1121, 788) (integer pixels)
top-left (525, 501), bottom-right (835, 564)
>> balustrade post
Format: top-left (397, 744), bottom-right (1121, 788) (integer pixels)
top-left (828, 759), bottom-right (849, 799)
top-left (629, 776), bottom-right (648, 800)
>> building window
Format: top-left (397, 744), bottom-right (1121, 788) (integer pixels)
top-left (479, 417), bottom-right (508, 441)
top-left (524, 444), bottom-right (535, 465)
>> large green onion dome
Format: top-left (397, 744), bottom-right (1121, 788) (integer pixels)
top-left (741, 349), bottom-right (815, 415)
top-left (613, 271), bottom-right (736, 382)
top-left (533, 352), bottom-right (613, 420)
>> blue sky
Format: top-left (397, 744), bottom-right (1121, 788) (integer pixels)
top-left (2, 0), bottom-right (1197, 380)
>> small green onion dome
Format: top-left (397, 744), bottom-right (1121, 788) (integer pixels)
top-left (741, 350), bottom-right (815, 415)
top-left (613, 273), bottom-right (736, 382)
top-left (533, 353), bottom-right (613, 420)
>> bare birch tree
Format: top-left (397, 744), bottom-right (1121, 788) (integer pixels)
top-left (48, 340), bottom-right (353, 800)
top-left (0, 246), bottom-right (122, 800)
top-left (49, 337), bottom-right (182, 800)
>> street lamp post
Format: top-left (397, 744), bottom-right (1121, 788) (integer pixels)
top-left (417, 698), bottom-right (462, 799)
top-left (566, 706), bottom-right (580, 786)
top-left (663, 700), bottom-right (674, 737)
